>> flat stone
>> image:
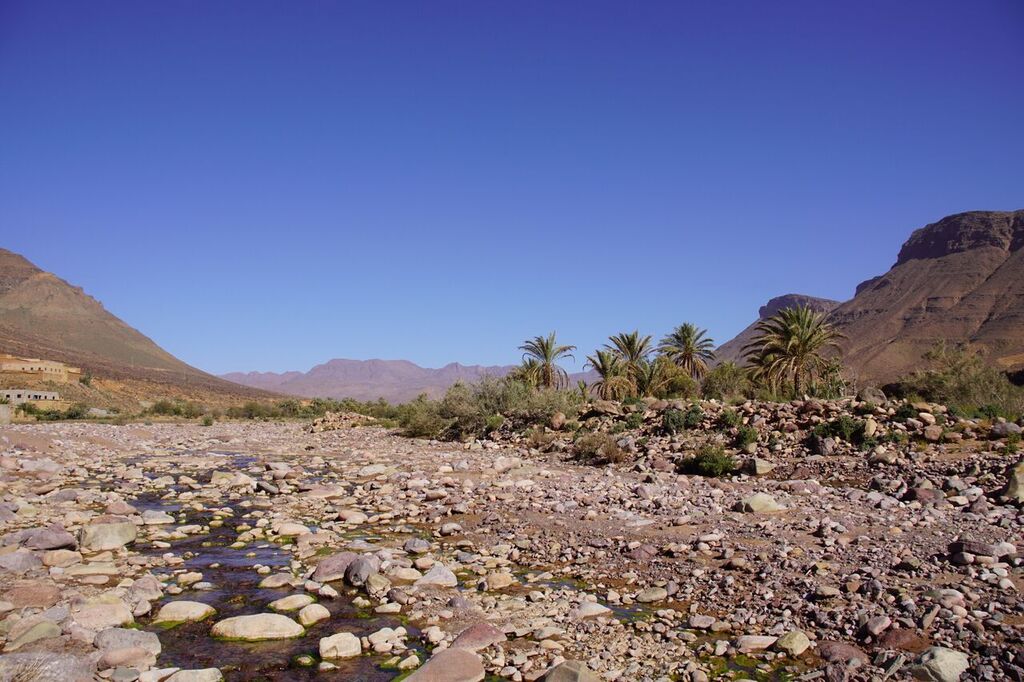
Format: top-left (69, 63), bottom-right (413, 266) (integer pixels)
top-left (4, 581), bottom-right (60, 608)
top-left (0, 653), bottom-right (95, 681)
top-left (80, 516), bottom-right (137, 551)
top-left (268, 594), bottom-right (314, 612)
top-left (636, 587), bottom-right (667, 603)
top-left (72, 597), bottom-right (134, 630)
top-left (95, 627), bottom-right (161, 656)
top-left (910, 647), bottom-right (970, 682)
top-left (735, 635), bottom-right (777, 652)
top-left (450, 621), bottom-right (507, 651)
top-left (405, 647), bottom-right (484, 682)
top-left (735, 493), bottom-right (783, 513)
top-left (544, 660), bottom-right (600, 682)
top-left (152, 601), bottom-right (216, 625)
top-left (818, 641), bottom-right (869, 667)
top-left (166, 670), bottom-right (224, 682)
top-left (569, 601), bottom-right (611, 620)
top-left (210, 613), bottom-right (304, 640)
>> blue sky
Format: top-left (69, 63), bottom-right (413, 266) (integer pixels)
top-left (2, 1), bottom-right (1022, 374)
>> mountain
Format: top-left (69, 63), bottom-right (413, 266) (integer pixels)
top-left (715, 294), bottom-right (841, 365)
top-left (715, 210), bottom-right (1024, 382)
top-left (222, 359), bottom-right (518, 402)
top-left (829, 210), bottom-right (1024, 380)
top-left (0, 248), bottom-right (269, 400)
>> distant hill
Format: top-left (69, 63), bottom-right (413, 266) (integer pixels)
top-left (222, 359), bottom-right (517, 402)
top-left (715, 210), bottom-right (1024, 382)
top-left (715, 294), bottom-right (841, 365)
top-left (0, 248), bottom-right (270, 401)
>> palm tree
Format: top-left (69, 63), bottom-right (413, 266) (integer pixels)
top-left (605, 330), bottom-right (653, 379)
top-left (742, 305), bottom-right (845, 396)
top-left (584, 350), bottom-right (633, 400)
top-left (633, 357), bottom-right (673, 398)
top-left (518, 332), bottom-right (576, 389)
top-left (658, 323), bottom-right (716, 379)
top-left (508, 358), bottom-right (541, 389)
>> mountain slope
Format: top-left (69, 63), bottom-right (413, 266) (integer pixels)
top-left (715, 294), bottom-right (841, 365)
top-left (830, 210), bottom-right (1024, 380)
top-left (0, 248), bottom-right (270, 398)
top-left (715, 210), bottom-right (1024, 383)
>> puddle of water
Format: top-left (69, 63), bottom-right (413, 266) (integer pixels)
top-left (130, 491), bottom-right (423, 681)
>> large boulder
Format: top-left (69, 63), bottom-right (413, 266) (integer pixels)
top-left (210, 614), bottom-right (304, 640)
top-left (312, 552), bottom-right (358, 582)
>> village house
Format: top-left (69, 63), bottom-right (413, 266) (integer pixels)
top-left (0, 353), bottom-right (82, 383)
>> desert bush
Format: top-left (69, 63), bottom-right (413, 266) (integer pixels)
top-left (201, 415), bottom-right (214, 427)
top-left (662, 409), bottom-right (686, 435)
top-left (624, 411), bottom-right (645, 430)
top-left (397, 396), bottom-right (448, 439)
top-left (811, 415), bottom-right (866, 444)
top-left (526, 427), bottom-right (557, 450)
top-left (701, 362), bottom-right (750, 400)
top-left (716, 409), bottom-right (741, 429)
top-left (735, 424), bottom-right (758, 448)
top-left (79, 372), bottom-right (93, 387)
top-left (681, 444), bottom-right (735, 477)
top-left (573, 432), bottom-right (627, 465)
top-left (893, 343), bottom-right (1024, 420)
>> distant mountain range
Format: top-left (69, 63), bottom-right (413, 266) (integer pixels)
top-left (221, 360), bottom-right (518, 403)
top-left (716, 210), bottom-right (1024, 382)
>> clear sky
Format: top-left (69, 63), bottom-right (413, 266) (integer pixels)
top-left (2, 1), bottom-right (1022, 374)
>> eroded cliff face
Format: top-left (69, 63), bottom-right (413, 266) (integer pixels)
top-left (831, 210), bottom-right (1024, 380)
top-left (715, 211), bottom-right (1024, 381)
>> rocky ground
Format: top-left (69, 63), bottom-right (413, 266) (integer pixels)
top-left (0, 395), bottom-right (1020, 682)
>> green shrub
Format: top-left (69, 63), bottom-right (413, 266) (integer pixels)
top-left (893, 403), bottom-right (918, 422)
top-left (79, 372), bottom-right (92, 387)
top-left (683, 404), bottom-right (704, 428)
top-left (701, 362), bottom-right (750, 400)
top-left (398, 397), bottom-right (448, 439)
top-left (484, 414), bottom-right (505, 434)
top-left (811, 415), bottom-right (866, 444)
top-left (681, 445), bottom-right (735, 477)
top-left (1007, 431), bottom-right (1021, 452)
top-left (716, 409), bottom-right (741, 429)
top-left (894, 343), bottom-right (1024, 420)
top-left (735, 424), bottom-right (758, 448)
top-left (201, 415), bottom-right (214, 427)
top-left (662, 409), bottom-right (686, 435)
top-left (624, 412), bottom-right (645, 430)
top-left (573, 432), bottom-right (626, 465)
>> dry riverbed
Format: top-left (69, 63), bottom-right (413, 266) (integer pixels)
top-left (0, 419), bottom-right (1020, 681)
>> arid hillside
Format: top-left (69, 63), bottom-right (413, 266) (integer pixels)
top-left (0, 248), bottom-right (272, 403)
